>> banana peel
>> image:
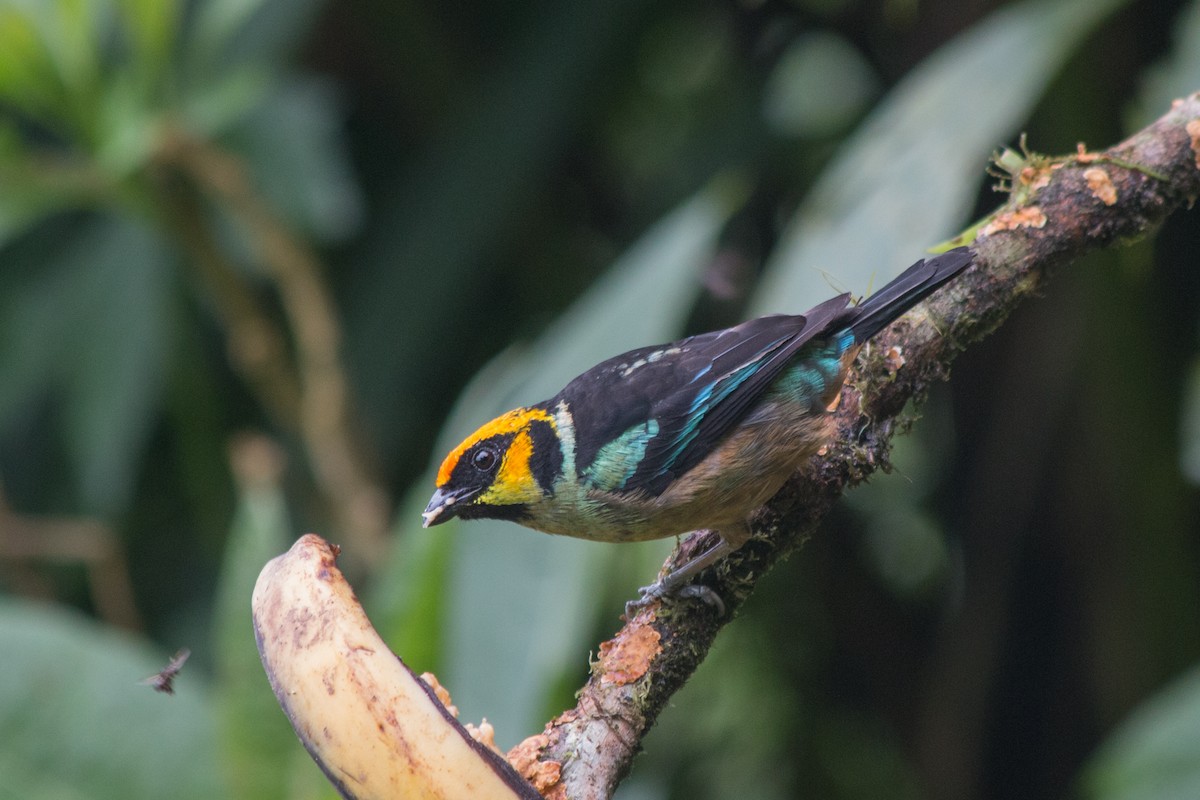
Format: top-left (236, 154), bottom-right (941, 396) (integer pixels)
top-left (252, 534), bottom-right (540, 800)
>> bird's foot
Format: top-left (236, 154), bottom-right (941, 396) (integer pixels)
top-left (678, 584), bottom-right (726, 616)
top-left (624, 532), bottom-right (737, 619)
top-left (623, 585), bottom-right (661, 618)
top-left (624, 580), bottom-right (726, 619)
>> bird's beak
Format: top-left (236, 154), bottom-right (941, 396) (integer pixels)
top-left (422, 487), bottom-right (477, 528)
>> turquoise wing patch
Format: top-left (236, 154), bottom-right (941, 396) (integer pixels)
top-left (583, 419), bottom-right (660, 492)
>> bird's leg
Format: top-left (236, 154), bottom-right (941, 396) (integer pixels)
top-left (626, 524), bottom-right (751, 617)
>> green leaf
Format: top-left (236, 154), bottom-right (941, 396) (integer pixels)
top-left (1083, 664), bottom-right (1200, 800)
top-left (0, 7), bottom-right (68, 119)
top-left (92, 71), bottom-right (163, 177)
top-left (345, 0), bottom-right (655, 439)
top-left (0, 216), bottom-right (173, 515)
top-left (179, 65), bottom-right (273, 139)
top-left (761, 31), bottom-right (880, 139)
top-left (751, 0), bottom-right (1128, 315)
top-left (211, 468), bottom-right (325, 800)
top-left (0, 598), bottom-right (227, 799)
top-left (367, 485), bottom-right (456, 676)
top-left (115, 0), bottom-right (180, 78)
top-left (0, 134), bottom-right (94, 247)
top-left (383, 178), bottom-right (746, 747)
top-left (1131, 0), bottom-right (1200, 128)
top-left (187, 0), bottom-right (324, 77)
top-left (43, 0), bottom-right (106, 95)
top-left (0, 0), bottom-right (113, 139)
top-left (187, 0), bottom-right (272, 66)
top-left (221, 77), bottom-right (364, 243)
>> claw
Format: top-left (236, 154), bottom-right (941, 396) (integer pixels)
top-left (623, 582), bottom-right (663, 618)
top-left (623, 531), bottom-right (738, 619)
top-left (624, 580), bottom-right (726, 619)
top-left (678, 584), bottom-right (726, 616)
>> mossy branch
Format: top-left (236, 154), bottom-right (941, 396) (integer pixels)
top-left (507, 93), bottom-right (1200, 800)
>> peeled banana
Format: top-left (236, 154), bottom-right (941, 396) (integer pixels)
top-left (252, 534), bottom-right (540, 800)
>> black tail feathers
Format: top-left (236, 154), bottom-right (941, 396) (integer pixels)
top-left (846, 246), bottom-right (972, 343)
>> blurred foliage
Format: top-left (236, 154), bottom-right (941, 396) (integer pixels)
top-left (0, 599), bottom-right (227, 800)
top-left (1083, 664), bottom-right (1200, 800)
top-left (1, 0), bottom-right (1199, 799)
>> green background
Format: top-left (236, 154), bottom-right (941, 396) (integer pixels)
top-left (1, 0), bottom-right (1199, 798)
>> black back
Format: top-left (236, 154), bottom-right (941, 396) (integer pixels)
top-left (549, 247), bottom-right (972, 496)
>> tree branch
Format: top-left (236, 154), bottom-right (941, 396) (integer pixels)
top-left (152, 127), bottom-right (391, 562)
top-left (507, 93), bottom-right (1200, 799)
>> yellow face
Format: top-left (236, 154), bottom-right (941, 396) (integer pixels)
top-left (423, 407), bottom-right (560, 526)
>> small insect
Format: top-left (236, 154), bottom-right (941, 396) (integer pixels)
top-left (141, 648), bottom-right (191, 695)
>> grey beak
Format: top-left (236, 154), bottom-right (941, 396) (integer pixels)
top-left (422, 487), bottom-right (474, 527)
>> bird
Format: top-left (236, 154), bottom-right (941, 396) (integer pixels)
top-left (423, 247), bottom-right (972, 611)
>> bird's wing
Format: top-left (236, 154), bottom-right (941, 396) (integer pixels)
top-left (560, 296), bottom-right (851, 496)
top-left (555, 249), bottom-right (973, 498)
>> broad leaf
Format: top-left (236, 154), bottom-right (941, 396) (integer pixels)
top-left (751, 0), bottom-right (1128, 314)
top-left (211, 463), bottom-right (324, 799)
top-left (1083, 664), bottom-right (1200, 800)
top-left (222, 77), bottom-right (364, 244)
top-left (1131, 0), bottom-right (1200, 127)
top-left (0, 599), bottom-right (227, 800)
top-left (0, 216), bottom-right (173, 515)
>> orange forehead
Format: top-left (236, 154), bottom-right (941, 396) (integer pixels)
top-left (435, 407), bottom-right (553, 486)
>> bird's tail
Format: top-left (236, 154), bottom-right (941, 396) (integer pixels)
top-left (846, 246), bottom-right (973, 343)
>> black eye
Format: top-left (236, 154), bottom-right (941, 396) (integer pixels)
top-left (471, 446), bottom-right (498, 472)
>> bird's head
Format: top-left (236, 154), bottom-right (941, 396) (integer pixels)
top-left (423, 406), bottom-right (564, 527)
